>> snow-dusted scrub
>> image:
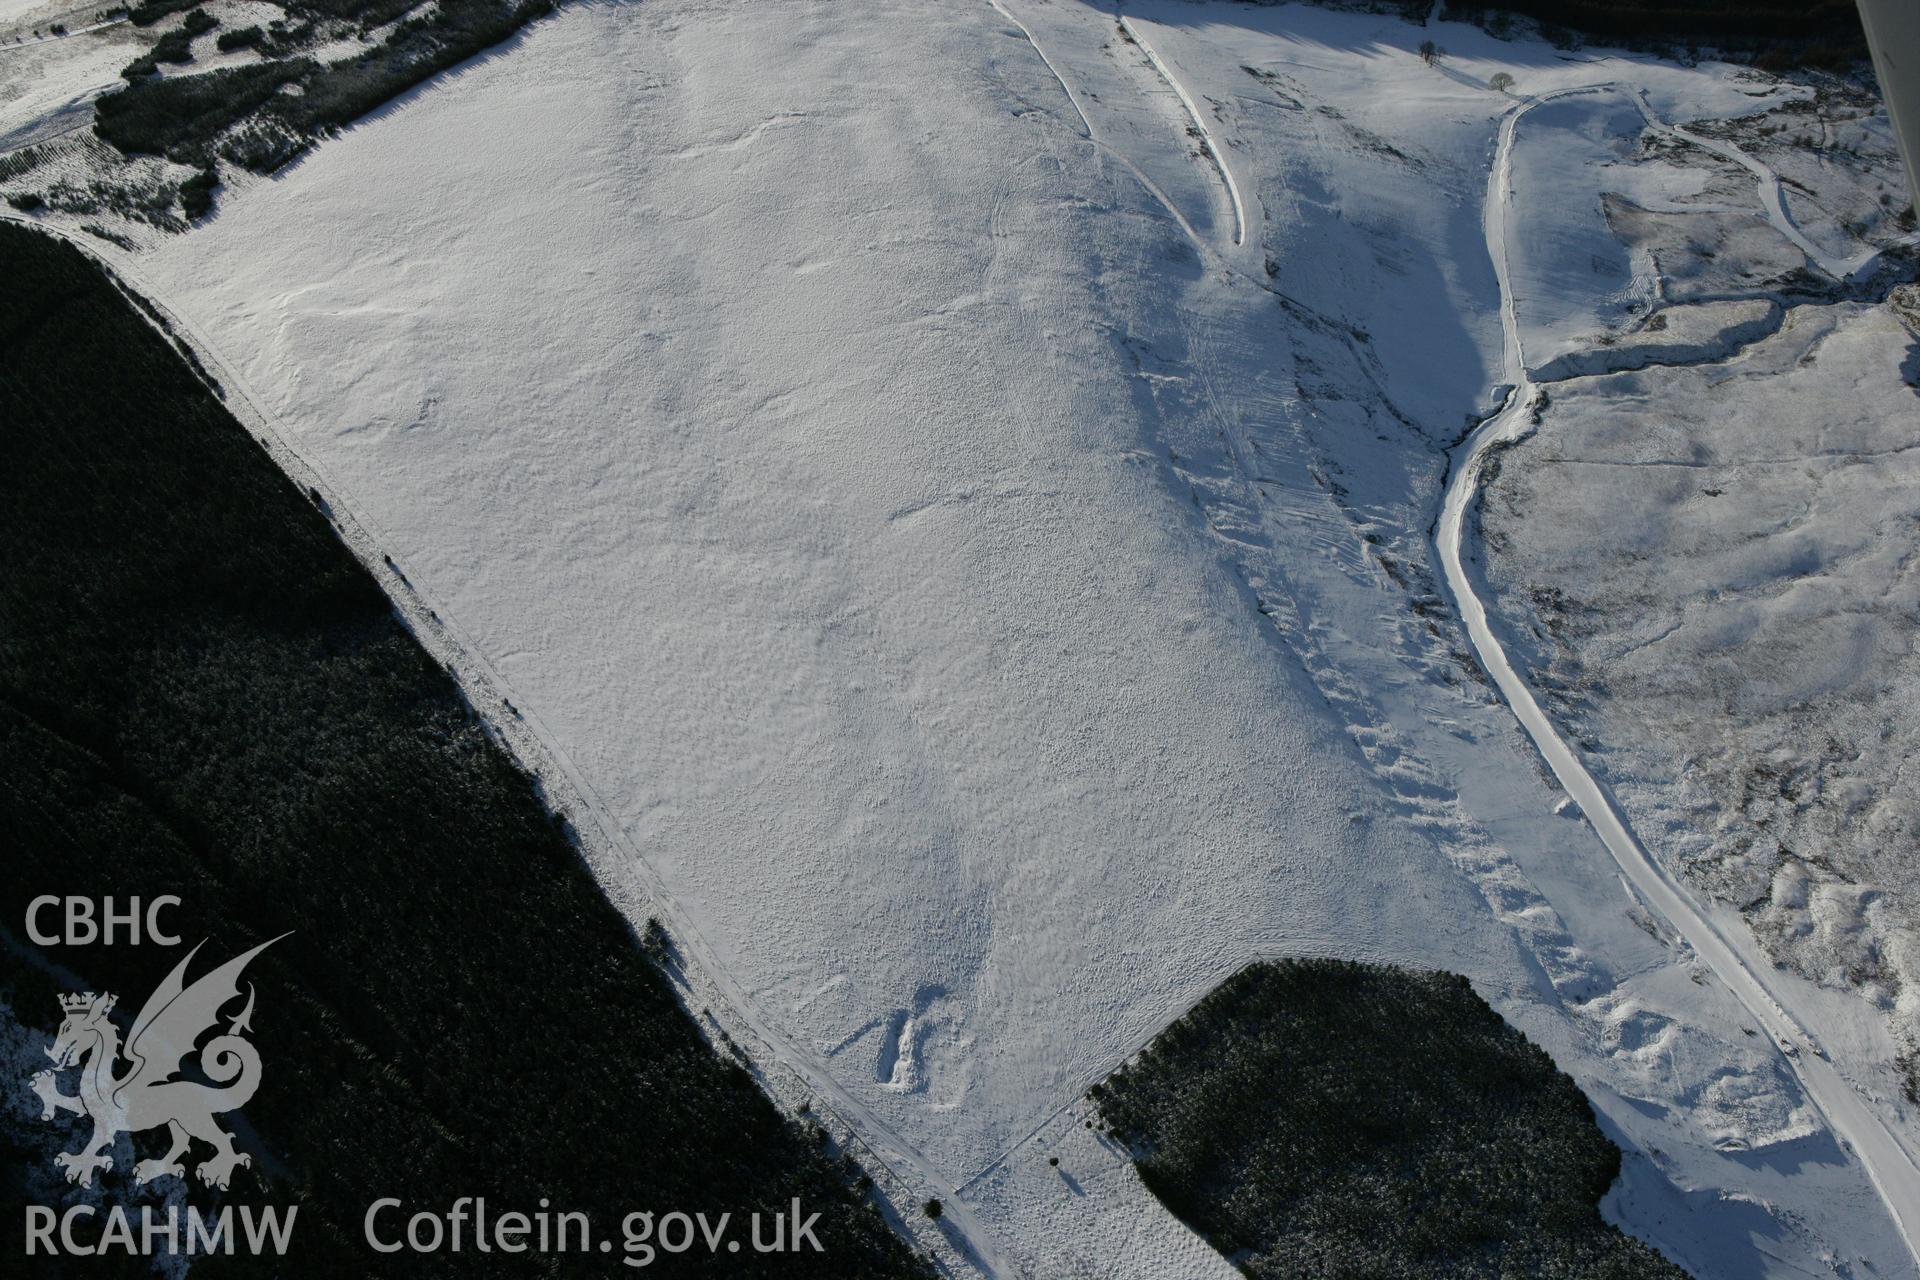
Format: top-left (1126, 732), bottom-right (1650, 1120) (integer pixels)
top-left (0, 0), bottom-right (560, 226)
top-left (1685, 78), bottom-right (1915, 253)
top-left (1480, 291), bottom-right (1920, 1088)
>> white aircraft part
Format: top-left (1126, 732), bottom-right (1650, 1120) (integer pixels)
top-left (1859, 0), bottom-right (1920, 209)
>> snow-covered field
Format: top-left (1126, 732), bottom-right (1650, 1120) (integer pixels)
top-left (8, 0), bottom-right (1920, 1274)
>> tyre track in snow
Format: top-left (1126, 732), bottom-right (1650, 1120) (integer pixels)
top-left (1434, 90), bottom-right (1920, 1271)
top-left (989, 0), bottom-right (1218, 263)
top-left (992, 0), bottom-right (1395, 405)
top-left (1115, 11), bottom-right (1247, 251)
top-left (1, 213), bottom-right (1011, 1279)
top-left (987, 0), bottom-right (1094, 139)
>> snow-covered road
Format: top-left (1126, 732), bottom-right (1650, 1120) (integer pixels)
top-left (1436, 85), bottom-right (1920, 1272)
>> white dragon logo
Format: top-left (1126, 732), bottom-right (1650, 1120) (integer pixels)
top-left (30, 936), bottom-right (286, 1190)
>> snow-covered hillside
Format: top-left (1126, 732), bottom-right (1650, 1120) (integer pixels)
top-left (1481, 296), bottom-right (1920, 1109)
top-left (11, 0), bottom-right (1918, 1274)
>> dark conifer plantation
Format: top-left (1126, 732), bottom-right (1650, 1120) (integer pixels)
top-left (1093, 959), bottom-right (1693, 1279)
top-left (1440, 0), bottom-right (1866, 66)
